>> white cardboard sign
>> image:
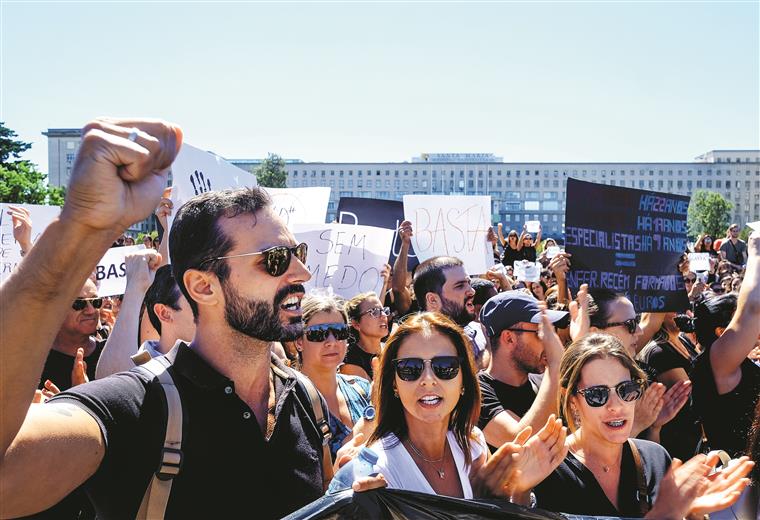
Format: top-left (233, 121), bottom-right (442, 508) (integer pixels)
top-left (514, 260), bottom-right (542, 282)
top-left (0, 203), bottom-right (62, 284)
top-left (687, 252), bottom-right (711, 273)
top-left (292, 223), bottom-right (395, 300)
top-left (747, 221), bottom-right (760, 232)
top-left (545, 246), bottom-right (561, 259)
top-left (95, 245), bottom-right (146, 297)
top-left (403, 195), bottom-right (492, 275)
top-left (525, 220), bottom-right (541, 234)
top-left (263, 187), bottom-right (331, 228)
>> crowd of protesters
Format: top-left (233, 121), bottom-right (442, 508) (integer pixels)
top-left (0, 119), bottom-right (758, 520)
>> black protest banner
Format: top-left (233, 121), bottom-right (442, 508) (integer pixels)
top-left (564, 178), bottom-right (690, 312)
top-left (336, 197), bottom-right (419, 270)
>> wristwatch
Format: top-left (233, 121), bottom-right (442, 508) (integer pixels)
top-left (363, 405), bottom-right (376, 421)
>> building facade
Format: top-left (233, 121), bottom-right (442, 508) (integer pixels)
top-left (266, 150), bottom-right (760, 238)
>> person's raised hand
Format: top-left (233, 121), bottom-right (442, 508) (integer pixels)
top-left (334, 432), bottom-right (367, 473)
top-left (469, 429), bottom-right (525, 498)
top-left (537, 303), bottom-right (564, 367)
top-left (124, 249), bottom-right (162, 294)
top-left (548, 252), bottom-right (571, 280)
top-left (62, 119), bottom-right (182, 237)
top-left (688, 455), bottom-right (754, 517)
top-left (569, 283), bottom-right (589, 342)
top-left (7, 206), bottom-right (33, 253)
top-left (748, 230), bottom-right (760, 258)
top-left (509, 415), bottom-right (568, 494)
top-left (397, 220), bottom-right (413, 245)
top-left (646, 457), bottom-right (707, 519)
top-left (486, 227), bottom-right (497, 244)
top-left (154, 187), bottom-right (173, 228)
top-left (632, 382), bottom-right (665, 435)
top-left (653, 380), bottom-right (691, 428)
top-left (71, 347), bottom-right (89, 387)
top-left (379, 263), bottom-right (392, 284)
top-left (689, 279), bottom-right (706, 301)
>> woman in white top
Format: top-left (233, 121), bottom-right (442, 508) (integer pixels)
top-left (367, 311), bottom-right (568, 500)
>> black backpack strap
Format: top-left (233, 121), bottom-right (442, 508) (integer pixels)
top-left (133, 347), bottom-right (183, 520)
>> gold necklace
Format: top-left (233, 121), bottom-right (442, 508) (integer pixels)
top-left (407, 439), bottom-right (446, 479)
top-left (568, 441), bottom-right (617, 473)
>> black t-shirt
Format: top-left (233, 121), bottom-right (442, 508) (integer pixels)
top-left (535, 439), bottom-right (671, 517)
top-left (501, 246), bottom-right (522, 267)
top-left (39, 340), bottom-right (105, 391)
top-left (637, 336), bottom-right (701, 461)
top-left (719, 239), bottom-right (747, 265)
top-left (48, 345), bottom-right (326, 519)
top-left (521, 246), bottom-right (537, 263)
top-left (343, 342), bottom-right (376, 380)
top-left (477, 372), bottom-right (537, 447)
top-left (691, 346), bottom-right (760, 457)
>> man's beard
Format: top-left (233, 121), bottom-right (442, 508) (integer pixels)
top-left (440, 295), bottom-right (475, 326)
top-left (514, 340), bottom-right (545, 375)
top-left (222, 282), bottom-right (304, 342)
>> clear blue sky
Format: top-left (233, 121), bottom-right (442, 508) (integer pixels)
top-left (2, 1), bottom-right (758, 173)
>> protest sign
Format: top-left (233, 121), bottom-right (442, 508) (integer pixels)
top-left (564, 178), bottom-right (690, 312)
top-left (293, 223), bottom-right (395, 300)
top-left (403, 195), bottom-right (492, 275)
top-left (95, 245), bottom-right (146, 297)
top-left (263, 187), bottom-right (330, 228)
top-left (514, 260), bottom-right (541, 282)
top-left (336, 197), bottom-right (419, 270)
top-left (748, 221), bottom-right (760, 232)
top-left (687, 252), bottom-right (711, 273)
top-left (525, 220), bottom-right (541, 234)
top-left (545, 246), bottom-right (561, 259)
top-left (0, 203), bottom-right (61, 283)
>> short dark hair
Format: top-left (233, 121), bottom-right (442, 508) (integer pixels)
top-left (170, 188), bottom-right (272, 317)
top-left (694, 293), bottom-right (737, 349)
top-left (143, 265), bottom-right (183, 335)
top-left (470, 278), bottom-right (496, 306)
top-left (587, 287), bottom-right (622, 328)
top-left (412, 256), bottom-right (463, 311)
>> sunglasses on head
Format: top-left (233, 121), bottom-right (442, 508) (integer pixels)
top-left (304, 323), bottom-right (349, 342)
top-left (361, 306), bottom-right (391, 318)
top-left (203, 243), bottom-right (308, 277)
top-left (599, 315), bottom-right (641, 334)
top-left (392, 356), bottom-right (462, 382)
top-left (72, 297), bottom-right (104, 311)
top-left (575, 379), bottom-right (645, 407)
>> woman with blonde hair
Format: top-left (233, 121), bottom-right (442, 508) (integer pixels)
top-left (531, 333), bottom-right (753, 518)
top-left (297, 292), bottom-right (372, 459)
top-left (340, 291), bottom-right (389, 381)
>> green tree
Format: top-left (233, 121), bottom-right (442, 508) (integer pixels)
top-left (687, 190), bottom-right (733, 239)
top-left (254, 153), bottom-right (287, 188)
top-left (0, 122), bottom-right (65, 205)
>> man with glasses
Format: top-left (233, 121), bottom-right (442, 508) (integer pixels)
top-left (477, 291), bottom-right (568, 450)
top-left (719, 223), bottom-right (747, 268)
top-left (39, 278), bottom-right (105, 392)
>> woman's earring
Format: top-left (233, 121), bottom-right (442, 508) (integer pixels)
top-left (393, 387), bottom-right (399, 398)
top-left (571, 406), bottom-right (581, 427)
top-left (460, 387), bottom-right (465, 396)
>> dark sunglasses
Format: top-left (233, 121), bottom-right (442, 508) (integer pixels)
top-left (576, 379), bottom-right (645, 407)
top-left (392, 356), bottom-right (462, 382)
top-left (684, 277), bottom-right (697, 283)
top-left (304, 323), bottom-right (349, 342)
top-left (361, 306), bottom-right (391, 318)
top-left (203, 243), bottom-right (308, 277)
top-left (72, 297), bottom-right (104, 311)
top-left (599, 315), bottom-right (641, 335)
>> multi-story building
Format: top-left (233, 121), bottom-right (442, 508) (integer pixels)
top-left (237, 150), bottom-right (759, 238)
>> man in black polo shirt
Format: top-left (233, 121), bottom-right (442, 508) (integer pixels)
top-left (0, 120), bottom-right (379, 519)
top-left (477, 291), bottom-right (568, 450)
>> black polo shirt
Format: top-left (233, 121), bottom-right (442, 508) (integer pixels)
top-left (48, 344), bottom-right (326, 519)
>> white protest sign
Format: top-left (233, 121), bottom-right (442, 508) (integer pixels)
top-left (748, 221), bottom-right (760, 232)
top-left (514, 260), bottom-right (541, 282)
top-left (403, 195), bottom-right (492, 275)
top-left (525, 220), bottom-right (541, 233)
top-left (170, 143), bottom-right (257, 215)
top-left (546, 246), bottom-right (561, 259)
top-left (263, 187), bottom-right (330, 228)
top-left (0, 203), bottom-right (61, 283)
top-left (95, 245), bottom-right (145, 297)
top-left (687, 252), bottom-right (711, 272)
top-left (292, 223), bottom-right (395, 299)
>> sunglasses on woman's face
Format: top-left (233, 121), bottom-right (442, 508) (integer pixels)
top-left (575, 379), bottom-right (644, 407)
top-left (202, 243), bottom-right (308, 277)
top-left (361, 306), bottom-right (391, 318)
top-left (599, 315), bottom-right (641, 335)
top-left (303, 323), bottom-right (349, 342)
top-left (72, 297), bottom-right (104, 311)
top-left (392, 356), bottom-right (462, 382)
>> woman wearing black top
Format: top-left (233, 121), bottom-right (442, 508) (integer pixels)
top-left (340, 291), bottom-right (389, 381)
top-left (497, 223), bottom-right (523, 267)
top-left (531, 333), bottom-right (752, 518)
top-left (637, 314), bottom-right (702, 461)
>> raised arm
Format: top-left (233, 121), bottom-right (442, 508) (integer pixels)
top-left (95, 249), bottom-right (161, 378)
top-left (515, 226), bottom-right (527, 251)
top-left (710, 232), bottom-right (760, 383)
top-left (154, 187), bottom-right (173, 267)
top-left (0, 119), bottom-right (181, 507)
top-left (391, 220), bottom-right (413, 315)
top-left (497, 222), bottom-right (507, 248)
top-left (533, 225), bottom-right (542, 248)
